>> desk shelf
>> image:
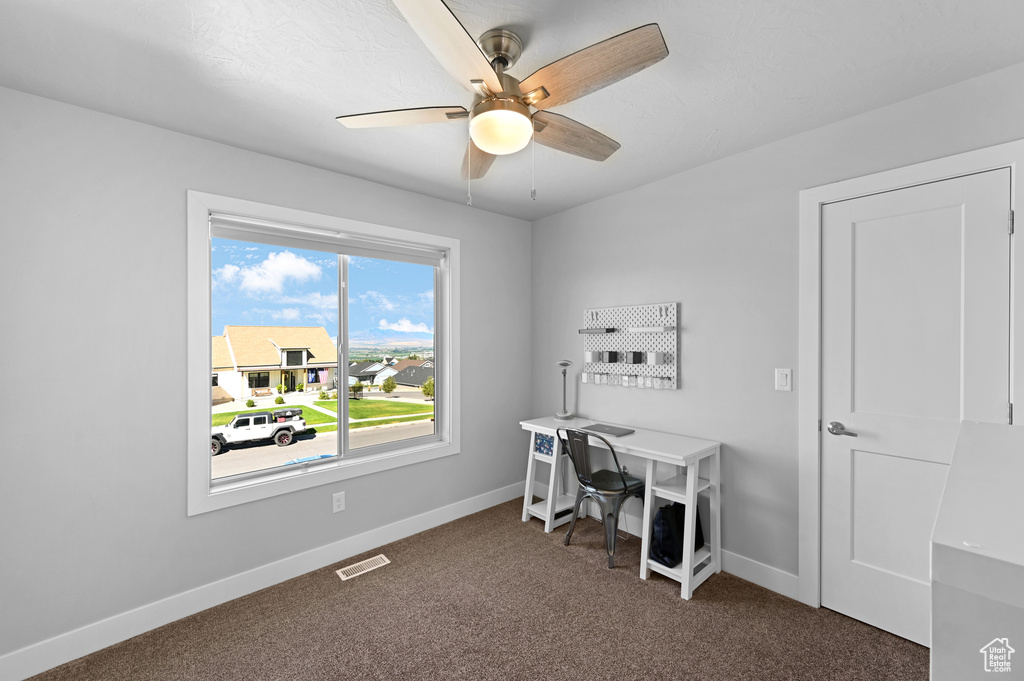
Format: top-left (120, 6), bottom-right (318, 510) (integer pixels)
top-left (526, 495), bottom-right (577, 522)
top-left (651, 472), bottom-right (710, 504)
top-left (646, 546), bottom-right (712, 579)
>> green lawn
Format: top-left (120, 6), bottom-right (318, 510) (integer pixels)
top-left (350, 414), bottom-right (434, 429)
top-left (211, 405), bottom-right (336, 427)
top-left (314, 400), bottom-right (433, 420)
top-left (267, 414), bottom-right (432, 435)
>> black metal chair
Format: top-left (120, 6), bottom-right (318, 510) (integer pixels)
top-left (557, 428), bottom-right (644, 568)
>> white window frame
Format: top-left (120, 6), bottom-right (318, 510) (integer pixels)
top-left (187, 191), bottom-right (461, 515)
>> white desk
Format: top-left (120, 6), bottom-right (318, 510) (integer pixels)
top-left (520, 416), bottom-right (721, 599)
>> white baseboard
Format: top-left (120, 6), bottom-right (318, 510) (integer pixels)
top-left (720, 550), bottom-right (800, 600)
top-left (0, 482), bottom-right (525, 681)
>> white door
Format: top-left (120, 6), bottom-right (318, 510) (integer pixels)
top-left (820, 168), bottom-right (1011, 646)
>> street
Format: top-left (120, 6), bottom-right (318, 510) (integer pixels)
top-left (211, 419), bottom-right (436, 479)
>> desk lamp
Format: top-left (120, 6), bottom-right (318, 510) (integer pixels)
top-left (555, 359), bottom-right (574, 420)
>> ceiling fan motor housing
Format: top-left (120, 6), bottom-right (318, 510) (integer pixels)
top-left (477, 29), bottom-right (523, 69)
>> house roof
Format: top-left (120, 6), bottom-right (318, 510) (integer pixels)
top-left (221, 326), bottom-right (337, 369)
top-left (389, 359), bottom-right (427, 373)
top-left (211, 385), bottom-right (234, 405)
top-left (392, 365), bottom-right (434, 387)
top-left (212, 336), bottom-right (233, 371)
top-left (349, 360), bottom-right (384, 376)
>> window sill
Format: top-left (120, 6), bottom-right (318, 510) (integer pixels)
top-left (188, 438), bottom-right (459, 515)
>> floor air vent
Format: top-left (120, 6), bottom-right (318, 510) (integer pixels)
top-left (336, 554), bottom-right (390, 581)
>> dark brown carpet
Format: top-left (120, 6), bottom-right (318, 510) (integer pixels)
top-left (30, 499), bottom-right (928, 680)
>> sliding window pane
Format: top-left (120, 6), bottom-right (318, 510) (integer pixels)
top-left (347, 256), bottom-right (436, 450)
top-left (210, 238), bottom-right (339, 480)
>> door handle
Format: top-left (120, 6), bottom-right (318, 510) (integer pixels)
top-left (827, 421), bottom-right (858, 437)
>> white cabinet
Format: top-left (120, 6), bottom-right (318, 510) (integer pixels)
top-left (931, 422), bottom-right (1024, 679)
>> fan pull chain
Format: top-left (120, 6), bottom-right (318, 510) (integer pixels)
top-left (466, 134), bottom-right (472, 207)
top-left (531, 131), bottom-right (536, 200)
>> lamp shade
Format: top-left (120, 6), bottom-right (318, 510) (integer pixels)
top-left (469, 99), bottom-right (533, 156)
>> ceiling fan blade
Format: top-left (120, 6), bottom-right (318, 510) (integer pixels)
top-left (532, 111), bottom-right (620, 161)
top-left (391, 0), bottom-right (503, 95)
top-left (519, 24), bottom-right (668, 110)
top-left (336, 106), bottom-right (467, 128)
top-left (461, 141), bottom-right (496, 180)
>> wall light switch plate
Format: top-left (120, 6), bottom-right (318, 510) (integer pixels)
top-left (332, 491), bottom-right (345, 513)
top-left (775, 368), bottom-right (792, 392)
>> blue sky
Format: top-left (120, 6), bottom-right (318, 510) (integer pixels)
top-left (211, 238), bottom-right (434, 347)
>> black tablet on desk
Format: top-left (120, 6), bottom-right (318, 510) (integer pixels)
top-left (581, 423), bottom-right (635, 437)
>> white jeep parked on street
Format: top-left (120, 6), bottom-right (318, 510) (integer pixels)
top-left (211, 409), bottom-right (306, 456)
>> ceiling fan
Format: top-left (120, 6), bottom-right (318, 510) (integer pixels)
top-left (336, 0), bottom-right (669, 180)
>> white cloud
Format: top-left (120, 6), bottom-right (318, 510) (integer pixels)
top-left (305, 311), bottom-right (338, 327)
top-left (250, 307), bottom-right (302, 321)
top-left (216, 263), bottom-right (240, 283)
top-left (278, 291), bottom-right (338, 309)
top-left (275, 292), bottom-right (339, 326)
top-left (378, 318), bottom-right (432, 334)
top-left (358, 290), bottom-right (397, 312)
top-left (235, 251), bottom-right (321, 294)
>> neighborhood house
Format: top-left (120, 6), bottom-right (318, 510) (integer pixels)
top-left (392, 365), bottom-right (434, 388)
top-left (212, 326), bottom-right (338, 402)
top-left (348, 358), bottom-right (433, 386)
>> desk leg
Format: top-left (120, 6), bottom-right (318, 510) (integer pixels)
top-left (639, 458), bottom-right (656, 580)
top-left (521, 432), bottom-right (538, 522)
top-left (679, 460), bottom-right (699, 600)
top-left (711, 447), bottom-right (721, 573)
top-left (543, 437), bottom-right (564, 533)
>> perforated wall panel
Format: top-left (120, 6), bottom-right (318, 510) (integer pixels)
top-left (581, 302), bottom-right (678, 389)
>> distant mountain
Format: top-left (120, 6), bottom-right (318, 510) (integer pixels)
top-left (348, 328), bottom-right (433, 349)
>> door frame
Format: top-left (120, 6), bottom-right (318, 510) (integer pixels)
top-left (797, 140), bottom-right (1023, 608)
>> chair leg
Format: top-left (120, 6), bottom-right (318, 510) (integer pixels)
top-left (564, 490), bottom-right (587, 546)
top-left (603, 496), bottom-right (626, 568)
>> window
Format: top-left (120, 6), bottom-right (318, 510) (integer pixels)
top-left (187, 191), bottom-right (460, 515)
top-left (347, 257), bottom-right (437, 451)
top-left (235, 417), bottom-right (250, 428)
top-left (253, 415), bottom-right (267, 426)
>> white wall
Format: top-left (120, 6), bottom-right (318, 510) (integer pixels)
top-left (529, 61), bottom-right (1024, 579)
top-left (0, 87), bottom-right (532, 661)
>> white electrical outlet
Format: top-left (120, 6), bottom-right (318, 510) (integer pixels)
top-left (332, 491), bottom-right (345, 513)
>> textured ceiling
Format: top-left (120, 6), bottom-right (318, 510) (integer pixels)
top-left (3, 0), bottom-right (1024, 220)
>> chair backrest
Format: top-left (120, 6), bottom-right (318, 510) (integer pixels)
top-left (556, 428), bottom-right (629, 491)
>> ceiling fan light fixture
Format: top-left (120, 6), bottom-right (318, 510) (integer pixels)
top-left (469, 98), bottom-right (533, 156)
